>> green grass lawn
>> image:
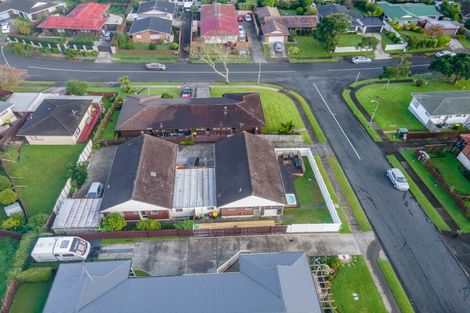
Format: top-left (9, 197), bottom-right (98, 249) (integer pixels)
top-left (332, 256), bottom-right (387, 313)
top-left (386, 155), bottom-right (450, 231)
top-left (100, 109), bottom-right (120, 140)
top-left (295, 157), bottom-right (327, 209)
top-left (401, 150), bottom-right (470, 232)
top-left (1, 145), bottom-right (85, 216)
top-left (430, 152), bottom-right (470, 195)
top-left (9, 282), bottom-right (52, 313)
top-left (355, 80), bottom-right (470, 133)
top-left (327, 156), bottom-right (372, 231)
top-left (281, 207), bottom-right (333, 224)
top-left (286, 36), bottom-right (332, 58)
top-left (133, 269), bottom-right (150, 277)
top-left (336, 34), bottom-right (366, 47)
top-left (381, 32), bottom-right (396, 48)
top-left (458, 37), bottom-right (470, 49)
top-left (377, 260), bottom-right (415, 313)
top-left (211, 88), bottom-right (311, 143)
top-left (139, 87), bottom-right (180, 98)
top-left (279, 9), bottom-right (297, 15)
top-left (0, 237), bottom-right (18, 304)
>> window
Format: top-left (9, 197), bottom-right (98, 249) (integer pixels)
top-left (57, 29), bottom-right (64, 33)
top-left (62, 254), bottom-right (75, 257)
top-left (73, 127), bottom-right (81, 138)
top-left (30, 136), bottom-right (44, 141)
top-left (175, 209), bottom-right (183, 212)
top-left (136, 35), bottom-right (142, 39)
top-left (150, 34), bottom-right (160, 40)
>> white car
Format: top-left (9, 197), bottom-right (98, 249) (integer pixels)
top-left (145, 63), bottom-right (166, 71)
top-left (1, 22), bottom-right (10, 34)
top-left (238, 25), bottom-right (245, 34)
top-left (435, 50), bottom-right (456, 57)
top-left (351, 56), bottom-right (372, 64)
top-left (274, 42), bottom-right (283, 53)
top-left (386, 168), bottom-right (409, 191)
top-left (244, 14), bottom-right (252, 22)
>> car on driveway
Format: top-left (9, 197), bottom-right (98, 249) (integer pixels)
top-left (435, 50), bottom-right (456, 57)
top-left (238, 25), bottom-right (244, 33)
top-left (386, 168), bottom-right (409, 191)
top-left (237, 15), bottom-right (244, 22)
top-left (86, 182), bottom-right (104, 198)
top-left (145, 63), bottom-right (166, 71)
top-left (351, 56), bottom-right (372, 64)
top-left (1, 22), bottom-right (10, 34)
top-left (244, 14), bottom-right (252, 22)
top-left (274, 42), bottom-right (283, 53)
top-left (181, 86), bottom-right (192, 98)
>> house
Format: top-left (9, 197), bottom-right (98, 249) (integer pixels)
top-left (17, 96), bottom-right (102, 145)
top-left (37, 2), bottom-right (110, 36)
top-left (0, 101), bottom-right (17, 125)
top-left (129, 16), bottom-right (173, 43)
top-left (457, 134), bottom-right (470, 171)
top-left (43, 252), bottom-right (322, 313)
top-left (317, 4), bottom-right (383, 33)
top-left (408, 91), bottom-right (470, 131)
top-left (0, 0), bottom-right (65, 22)
top-left (256, 7), bottom-right (318, 42)
top-left (133, 0), bottom-right (176, 21)
top-left (100, 132), bottom-right (286, 220)
top-left (378, 2), bottom-right (442, 25)
top-left (116, 93), bottom-right (265, 142)
top-left (422, 18), bottom-right (461, 37)
top-left (462, 2), bottom-right (470, 21)
top-left (200, 3), bottom-right (239, 43)
top-left (6, 92), bottom-right (63, 114)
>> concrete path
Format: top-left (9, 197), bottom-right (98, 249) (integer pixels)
top-left (95, 52), bottom-right (113, 64)
top-left (449, 38), bottom-right (465, 52)
top-left (366, 33), bottom-right (391, 60)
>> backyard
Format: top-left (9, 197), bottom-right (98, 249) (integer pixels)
top-left (9, 282), bottom-right (52, 313)
top-left (1, 144), bottom-right (85, 216)
top-left (355, 79), bottom-right (470, 134)
top-left (0, 237), bottom-right (18, 306)
top-left (430, 152), bottom-right (470, 198)
top-left (331, 256), bottom-right (387, 313)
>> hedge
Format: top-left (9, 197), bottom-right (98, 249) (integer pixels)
top-left (8, 35), bottom-right (65, 46)
top-left (8, 231), bottom-right (39, 280)
top-left (15, 267), bottom-right (53, 283)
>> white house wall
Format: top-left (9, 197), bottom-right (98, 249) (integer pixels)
top-left (408, 98), bottom-right (430, 126)
top-left (219, 196), bottom-right (284, 209)
top-left (101, 200), bottom-right (170, 213)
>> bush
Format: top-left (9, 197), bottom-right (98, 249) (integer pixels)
top-left (15, 19), bottom-right (31, 35)
top-left (0, 175), bottom-right (12, 190)
top-left (456, 34), bottom-right (465, 41)
top-left (101, 213), bottom-right (127, 232)
top-left (0, 188), bottom-right (17, 205)
top-left (305, 7), bottom-right (317, 15)
top-left (26, 214), bottom-right (49, 230)
top-left (278, 120), bottom-right (295, 135)
top-left (170, 42), bottom-right (179, 50)
top-left (174, 220), bottom-right (194, 230)
top-left (149, 43), bottom-right (157, 50)
top-left (295, 7), bottom-right (304, 15)
top-left (8, 231), bottom-right (39, 280)
top-left (437, 35), bottom-right (451, 48)
top-left (288, 46), bottom-right (300, 57)
top-left (161, 92), bottom-right (173, 98)
top-left (161, 223), bottom-right (176, 229)
top-left (65, 161), bottom-right (88, 188)
top-left (415, 79), bottom-right (425, 87)
top-left (2, 212), bottom-right (24, 230)
top-left (16, 267), bottom-right (53, 283)
top-left (12, 43), bottom-right (33, 56)
top-left (66, 80), bottom-right (88, 95)
top-left (136, 219), bottom-right (161, 231)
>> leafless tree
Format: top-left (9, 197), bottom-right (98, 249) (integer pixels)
top-left (0, 65), bottom-right (26, 92)
top-left (199, 41), bottom-right (234, 83)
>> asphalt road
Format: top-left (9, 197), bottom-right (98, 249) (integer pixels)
top-left (2, 51), bottom-right (470, 312)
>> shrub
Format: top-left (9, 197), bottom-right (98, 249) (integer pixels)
top-left (170, 42), bottom-right (179, 50)
top-left (26, 214), bottom-right (49, 230)
top-left (0, 175), bottom-right (12, 190)
top-left (65, 161), bottom-right (88, 188)
top-left (136, 219), bottom-right (161, 231)
top-left (327, 256), bottom-right (343, 270)
top-left (15, 19), bottom-right (31, 35)
top-left (305, 7), bottom-right (317, 15)
top-left (119, 75), bottom-right (132, 93)
top-left (8, 231), bottom-right (39, 280)
top-left (102, 213), bottom-right (127, 231)
top-left (295, 7), bottom-right (304, 15)
top-left (174, 220), bottom-right (194, 230)
top-left (456, 34), bottom-right (465, 41)
top-left (149, 43), bottom-right (157, 50)
top-left (12, 43), bottom-right (33, 56)
top-left (288, 46), bottom-right (300, 57)
top-left (437, 35), bottom-right (451, 48)
top-left (415, 79), bottom-right (425, 87)
top-left (66, 80), bottom-right (88, 95)
top-left (2, 212), bottom-right (24, 230)
top-left (16, 267), bottom-right (53, 283)
top-left (0, 188), bottom-right (18, 205)
top-left (161, 223), bottom-right (176, 229)
top-left (278, 120), bottom-right (295, 135)
top-left (161, 92), bottom-right (173, 98)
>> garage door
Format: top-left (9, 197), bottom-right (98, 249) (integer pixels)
top-left (364, 26), bottom-right (383, 33)
top-left (268, 36), bottom-right (285, 43)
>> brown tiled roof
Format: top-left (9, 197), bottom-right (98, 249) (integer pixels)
top-left (215, 132), bottom-right (286, 207)
top-left (116, 93), bottom-right (266, 131)
top-left (261, 18), bottom-right (289, 36)
top-left (272, 15), bottom-right (319, 29)
top-left (256, 6), bottom-right (280, 21)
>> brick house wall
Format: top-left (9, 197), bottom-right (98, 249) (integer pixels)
top-left (131, 30), bottom-right (173, 44)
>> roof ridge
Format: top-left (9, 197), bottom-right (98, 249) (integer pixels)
top-left (242, 132), bottom-right (256, 197)
top-left (117, 97), bottom-right (148, 130)
top-left (51, 101), bottom-right (86, 135)
top-left (131, 135), bottom-right (148, 201)
top-left (233, 94), bottom-right (265, 125)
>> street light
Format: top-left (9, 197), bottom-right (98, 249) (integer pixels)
top-left (369, 100), bottom-right (379, 127)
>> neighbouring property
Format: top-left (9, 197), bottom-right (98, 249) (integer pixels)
top-left (129, 16), bottom-right (174, 43)
top-left (116, 93), bottom-right (265, 141)
top-left (100, 132), bottom-right (286, 221)
top-left (378, 2), bottom-right (442, 25)
top-left (128, 0), bottom-right (176, 21)
top-left (408, 91), bottom-right (470, 132)
top-left (421, 18), bottom-right (461, 37)
top-left (0, 0), bottom-right (65, 22)
top-left (37, 2), bottom-right (111, 36)
top-left (457, 134), bottom-right (470, 170)
top-left (17, 96), bottom-right (102, 145)
top-left (318, 4), bottom-right (383, 33)
top-left (199, 3), bottom-right (240, 43)
top-left (42, 252), bottom-right (322, 313)
top-left (256, 7), bottom-right (318, 43)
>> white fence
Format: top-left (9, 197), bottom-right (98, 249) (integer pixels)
top-left (384, 43), bottom-right (407, 51)
top-left (334, 46), bottom-right (373, 53)
top-left (275, 148), bottom-right (342, 233)
top-left (383, 21), bottom-right (408, 52)
top-left (78, 140), bottom-right (93, 163)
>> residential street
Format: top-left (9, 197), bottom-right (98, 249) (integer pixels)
top-left (2, 51), bottom-right (470, 312)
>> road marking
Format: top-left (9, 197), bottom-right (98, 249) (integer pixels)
top-left (327, 64), bottom-right (430, 72)
top-left (313, 82), bottom-right (362, 160)
top-left (1, 46), bottom-right (9, 67)
top-left (27, 66), bottom-right (295, 74)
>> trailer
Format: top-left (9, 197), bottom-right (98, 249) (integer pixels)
top-left (31, 236), bottom-right (91, 262)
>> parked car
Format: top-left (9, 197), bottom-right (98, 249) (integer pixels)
top-left (237, 15), bottom-right (244, 22)
top-left (181, 86), bottom-right (192, 98)
top-left (145, 63), bottom-right (166, 71)
top-left (1, 22), bottom-right (10, 34)
top-left (103, 31), bottom-right (113, 41)
top-left (86, 182), bottom-right (103, 198)
top-left (274, 42), bottom-right (283, 53)
top-left (386, 168), bottom-right (409, 191)
top-left (244, 14), bottom-right (252, 22)
top-left (238, 25), bottom-right (245, 33)
top-left (435, 50), bottom-right (456, 57)
top-left (351, 56), bottom-right (372, 64)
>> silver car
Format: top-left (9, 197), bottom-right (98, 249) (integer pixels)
top-left (351, 56), bottom-right (372, 64)
top-left (145, 63), bottom-right (166, 71)
top-left (386, 168), bottom-right (409, 191)
top-left (274, 42), bottom-right (283, 53)
top-left (435, 50), bottom-right (456, 57)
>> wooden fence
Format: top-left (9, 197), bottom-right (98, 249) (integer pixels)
top-left (0, 230), bottom-right (22, 240)
top-left (406, 130), bottom-right (470, 141)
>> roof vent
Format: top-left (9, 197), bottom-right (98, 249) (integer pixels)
top-left (150, 171), bottom-right (157, 177)
top-left (223, 106), bottom-right (228, 116)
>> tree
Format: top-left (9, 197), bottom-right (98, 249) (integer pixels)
top-left (278, 120), bottom-right (295, 134)
top-left (300, 0), bottom-right (312, 9)
top-left (101, 213), bottom-right (127, 232)
top-left (429, 53), bottom-right (470, 84)
top-left (380, 59), bottom-right (412, 87)
top-left (288, 46), bottom-right (300, 57)
top-left (441, 0), bottom-right (461, 22)
top-left (2, 212), bottom-right (24, 230)
top-left (296, 7), bottom-right (304, 15)
top-left (65, 162), bottom-right (88, 188)
top-left (357, 36), bottom-right (379, 50)
top-left (0, 65), bottom-right (26, 92)
top-left (15, 19), bottom-right (31, 35)
top-left (66, 80), bottom-right (88, 95)
top-left (199, 42), bottom-right (233, 83)
top-left (0, 188), bottom-right (17, 205)
top-left (119, 75), bottom-right (132, 92)
top-left (425, 24), bottom-right (444, 39)
top-left (305, 7), bottom-right (317, 15)
top-left (136, 219), bottom-right (161, 231)
top-left (316, 13), bottom-right (351, 51)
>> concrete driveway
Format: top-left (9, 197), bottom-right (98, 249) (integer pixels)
top-left (243, 20), bottom-right (266, 63)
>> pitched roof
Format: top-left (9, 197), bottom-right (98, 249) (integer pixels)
top-left (424, 18), bottom-right (460, 30)
top-left (116, 93), bottom-right (266, 131)
top-left (43, 252), bottom-right (322, 313)
top-left (0, 0), bottom-right (63, 14)
top-left (378, 2), bottom-right (442, 22)
top-left (261, 18), bottom-right (289, 36)
top-left (413, 91), bottom-right (470, 115)
top-left (272, 15), bottom-right (319, 29)
top-left (257, 6), bottom-right (318, 33)
top-left (200, 3), bottom-right (239, 37)
top-left (256, 6), bottom-right (280, 21)
top-left (136, 0), bottom-right (176, 15)
top-left (215, 132), bottom-right (286, 207)
top-left (318, 3), bottom-right (350, 18)
top-left (129, 16), bottom-right (172, 35)
top-left (100, 135), bottom-right (177, 211)
top-left (358, 16), bottom-right (384, 27)
top-left (17, 98), bottom-right (92, 136)
top-left (38, 3), bottom-right (110, 31)
top-left (463, 2), bottom-right (470, 17)
top-left (0, 101), bottom-right (14, 114)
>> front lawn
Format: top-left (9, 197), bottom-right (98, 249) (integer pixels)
top-left (210, 88), bottom-right (311, 143)
top-left (355, 80), bottom-right (470, 133)
top-left (282, 207), bottom-right (333, 224)
top-left (113, 53), bottom-right (177, 64)
top-left (377, 260), bottom-right (415, 313)
top-left (430, 152), bottom-right (470, 195)
top-left (331, 256), bottom-right (387, 313)
top-left (9, 282), bottom-right (52, 313)
top-left (1, 145), bottom-right (85, 216)
top-left (336, 34), bottom-right (366, 47)
top-left (401, 150), bottom-right (470, 232)
top-left (458, 37), bottom-right (470, 49)
top-left (286, 36), bottom-right (332, 58)
top-left (0, 237), bottom-right (18, 304)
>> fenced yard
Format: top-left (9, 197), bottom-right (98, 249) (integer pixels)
top-left (0, 237), bottom-right (18, 307)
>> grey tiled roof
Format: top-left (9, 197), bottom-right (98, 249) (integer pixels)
top-left (129, 16), bottom-right (172, 35)
top-left (0, 0), bottom-right (63, 14)
top-left (137, 0), bottom-right (175, 15)
top-left (0, 101), bottom-right (14, 114)
top-left (413, 91), bottom-right (470, 115)
top-left (43, 252), bottom-right (322, 313)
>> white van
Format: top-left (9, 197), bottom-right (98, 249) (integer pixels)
top-left (31, 237), bottom-right (91, 262)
